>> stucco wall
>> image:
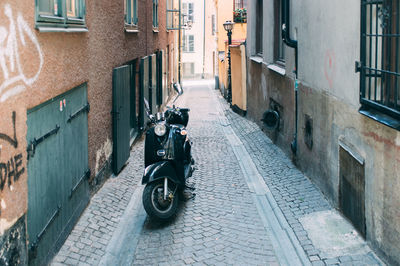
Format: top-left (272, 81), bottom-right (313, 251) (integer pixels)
top-left (181, 0), bottom-right (216, 79)
top-left (246, 0), bottom-right (400, 264)
top-left (0, 0), bottom-right (176, 262)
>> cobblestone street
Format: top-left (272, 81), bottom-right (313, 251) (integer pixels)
top-left (52, 81), bottom-right (384, 265)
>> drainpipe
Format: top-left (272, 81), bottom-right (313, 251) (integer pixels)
top-left (178, 0), bottom-right (182, 86)
top-left (282, 0), bottom-right (299, 155)
top-left (202, 0), bottom-right (206, 79)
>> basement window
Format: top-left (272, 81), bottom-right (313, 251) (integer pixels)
top-left (35, 0), bottom-right (87, 32)
top-left (359, 1), bottom-right (400, 130)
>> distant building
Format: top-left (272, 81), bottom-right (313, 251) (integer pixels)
top-left (246, 0), bottom-right (400, 264)
top-left (181, 0), bottom-right (217, 79)
top-left (0, 0), bottom-right (179, 264)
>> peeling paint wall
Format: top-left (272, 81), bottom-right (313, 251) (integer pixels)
top-left (246, 0), bottom-right (400, 264)
top-left (95, 138), bottom-right (113, 177)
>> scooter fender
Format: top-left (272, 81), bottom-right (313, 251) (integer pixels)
top-left (142, 161), bottom-right (182, 185)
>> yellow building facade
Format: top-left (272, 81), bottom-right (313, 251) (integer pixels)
top-left (215, 0), bottom-right (247, 107)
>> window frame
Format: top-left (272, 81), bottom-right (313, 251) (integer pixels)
top-left (359, 0), bottom-right (400, 130)
top-left (35, 0), bottom-right (86, 30)
top-left (125, 0), bottom-right (138, 31)
top-left (183, 34), bottom-right (194, 53)
top-left (182, 2), bottom-right (194, 23)
top-left (274, 0), bottom-right (285, 66)
top-left (254, 0), bottom-right (263, 56)
top-left (234, 0), bottom-right (247, 10)
top-left (153, 0), bottom-right (159, 29)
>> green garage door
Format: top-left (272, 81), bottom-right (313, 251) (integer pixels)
top-left (27, 83), bottom-right (90, 265)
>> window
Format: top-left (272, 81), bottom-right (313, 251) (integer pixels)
top-left (359, 1), bottom-right (400, 128)
top-left (183, 34), bottom-right (194, 52)
top-left (212, 14), bottom-right (216, 35)
top-left (183, 62), bottom-right (195, 76)
top-left (234, 0), bottom-right (247, 9)
top-left (234, 0), bottom-right (247, 23)
top-left (125, 0), bottom-right (138, 29)
top-left (36, 0), bottom-right (86, 30)
top-left (274, 0), bottom-right (285, 63)
top-left (255, 0), bottom-right (263, 55)
top-left (166, 0), bottom-right (180, 30)
top-left (182, 3), bottom-right (194, 23)
top-left (153, 0), bottom-right (159, 28)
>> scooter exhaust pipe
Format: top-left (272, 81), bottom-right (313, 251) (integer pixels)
top-left (164, 178), bottom-right (168, 200)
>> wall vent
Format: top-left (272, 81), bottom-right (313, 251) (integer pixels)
top-left (339, 143), bottom-right (366, 237)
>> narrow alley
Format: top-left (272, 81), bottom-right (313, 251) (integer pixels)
top-left (52, 81), bottom-right (383, 266)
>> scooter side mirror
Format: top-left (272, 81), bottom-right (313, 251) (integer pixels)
top-left (173, 83), bottom-right (183, 95)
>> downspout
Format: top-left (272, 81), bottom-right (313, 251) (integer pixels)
top-left (178, 0), bottom-right (182, 85)
top-left (281, 0), bottom-right (299, 155)
top-left (202, 0), bottom-right (206, 79)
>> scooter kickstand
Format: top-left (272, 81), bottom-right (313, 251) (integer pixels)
top-left (185, 185), bottom-right (196, 191)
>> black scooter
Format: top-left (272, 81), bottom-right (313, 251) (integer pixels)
top-left (142, 84), bottom-right (195, 220)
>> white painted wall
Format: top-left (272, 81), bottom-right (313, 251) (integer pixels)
top-left (247, 0), bottom-right (361, 107)
top-left (182, 0), bottom-right (216, 78)
top-left (293, 0), bottom-right (360, 108)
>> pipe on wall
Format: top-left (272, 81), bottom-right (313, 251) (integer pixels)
top-left (281, 0), bottom-right (299, 155)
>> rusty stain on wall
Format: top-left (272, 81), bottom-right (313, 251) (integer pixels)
top-left (363, 131), bottom-right (400, 152)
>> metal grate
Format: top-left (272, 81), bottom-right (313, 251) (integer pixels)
top-left (360, 0), bottom-right (400, 120)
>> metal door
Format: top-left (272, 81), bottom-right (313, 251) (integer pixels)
top-left (165, 48), bottom-right (170, 103)
top-left (130, 60), bottom-right (138, 139)
top-left (27, 83), bottom-right (89, 265)
top-left (112, 65), bottom-right (131, 174)
top-left (139, 56), bottom-right (150, 129)
top-left (156, 51), bottom-right (165, 106)
top-left (150, 54), bottom-right (158, 114)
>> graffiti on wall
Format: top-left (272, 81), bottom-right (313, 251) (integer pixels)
top-left (324, 49), bottom-right (336, 89)
top-left (0, 4), bottom-right (43, 103)
top-left (0, 111), bottom-right (17, 149)
top-left (0, 112), bottom-right (25, 193)
top-left (0, 111), bottom-right (25, 218)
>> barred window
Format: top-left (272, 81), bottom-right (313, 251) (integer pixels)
top-left (359, 0), bottom-right (400, 128)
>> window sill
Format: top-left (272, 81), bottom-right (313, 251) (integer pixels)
top-left (359, 107), bottom-right (400, 131)
top-left (125, 25), bottom-right (139, 33)
top-left (153, 28), bottom-right (159, 33)
top-left (37, 27), bottom-right (88, 33)
top-left (267, 63), bottom-right (286, 76)
top-left (250, 55), bottom-right (263, 64)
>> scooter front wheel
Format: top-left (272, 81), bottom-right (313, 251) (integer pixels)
top-left (142, 180), bottom-right (179, 221)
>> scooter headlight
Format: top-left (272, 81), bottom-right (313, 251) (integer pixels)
top-left (154, 123), bottom-right (167, 136)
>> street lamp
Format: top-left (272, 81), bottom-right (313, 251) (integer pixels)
top-left (223, 20), bottom-right (234, 104)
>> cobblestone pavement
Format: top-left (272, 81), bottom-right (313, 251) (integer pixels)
top-left (131, 84), bottom-right (278, 265)
top-left (219, 90), bottom-right (383, 265)
top-left (52, 80), bottom-right (384, 266)
top-left (52, 142), bottom-right (145, 266)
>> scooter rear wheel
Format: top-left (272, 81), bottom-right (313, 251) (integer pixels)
top-left (143, 180), bottom-right (179, 221)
